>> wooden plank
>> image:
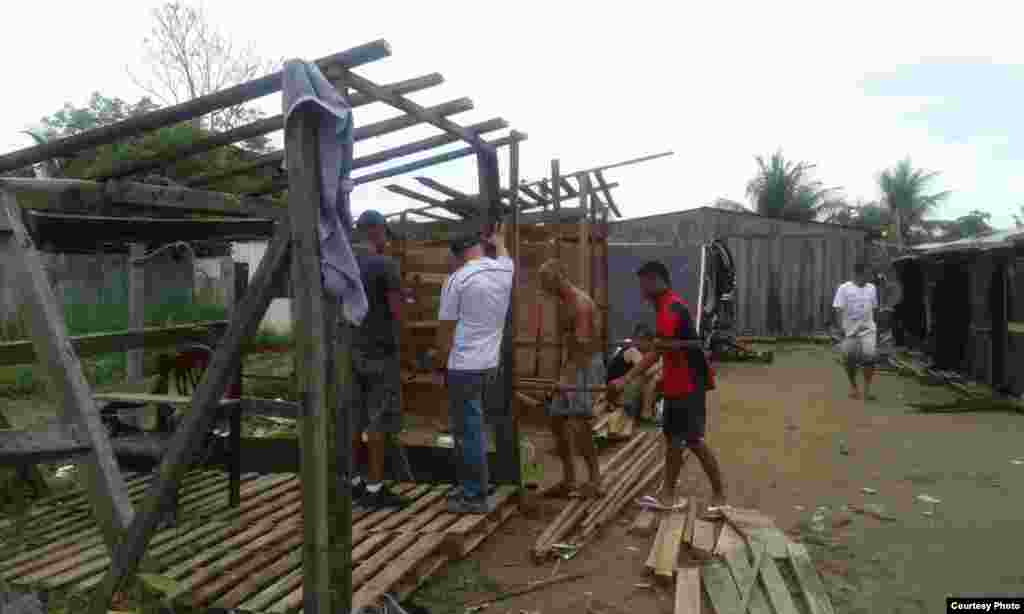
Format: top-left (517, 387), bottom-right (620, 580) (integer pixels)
top-left (655, 511), bottom-right (687, 578)
top-left (702, 560), bottom-right (743, 614)
top-left (684, 495), bottom-right (697, 545)
top-left (238, 566), bottom-right (304, 612)
top-left (351, 533), bottom-right (421, 589)
top-left (744, 527), bottom-right (791, 559)
top-left (691, 519), bottom-right (716, 555)
top-left (0, 423), bottom-right (91, 465)
top-left (721, 545), bottom-right (772, 614)
top-left (715, 522), bottom-right (747, 557)
top-left (0, 40), bottom-right (389, 173)
top-left (722, 507), bottom-right (777, 531)
top-left (0, 190), bottom-right (133, 552)
top-left (788, 542), bottom-right (836, 614)
top-left (217, 546), bottom-right (303, 608)
top-left (0, 321), bottom-right (229, 368)
top-left (343, 70), bottom-right (490, 151)
top-left (757, 557), bottom-right (801, 614)
top-left (351, 133), bottom-right (526, 187)
top-left (185, 532), bottom-right (305, 607)
top-left (352, 533), bottom-right (446, 611)
top-left (675, 567), bottom-right (701, 614)
top-left (87, 216), bottom-right (291, 614)
top-left (645, 515), bottom-right (669, 573)
top-left (284, 95), bottom-right (333, 614)
top-left (630, 510), bottom-right (659, 536)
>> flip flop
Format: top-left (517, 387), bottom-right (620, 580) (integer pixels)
top-left (636, 496), bottom-right (686, 511)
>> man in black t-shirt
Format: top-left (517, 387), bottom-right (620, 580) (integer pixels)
top-left (349, 210), bottom-right (409, 509)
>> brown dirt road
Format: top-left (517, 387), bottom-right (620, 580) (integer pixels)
top-left (418, 344), bottom-right (1024, 614)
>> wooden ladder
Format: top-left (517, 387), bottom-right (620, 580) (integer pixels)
top-left (0, 190), bottom-right (134, 552)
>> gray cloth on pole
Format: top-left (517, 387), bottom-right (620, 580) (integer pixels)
top-left (281, 59), bottom-right (367, 325)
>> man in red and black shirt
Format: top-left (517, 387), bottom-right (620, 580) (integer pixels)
top-left (609, 260), bottom-right (726, 510)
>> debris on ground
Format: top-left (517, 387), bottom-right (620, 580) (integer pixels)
top-left (849, 503), bottom-right (897, 522)
top-left (532, 433), bottom-right (663, 561)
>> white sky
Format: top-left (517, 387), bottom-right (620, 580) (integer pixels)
top-left (3, 0), bottom-right (1022, 227)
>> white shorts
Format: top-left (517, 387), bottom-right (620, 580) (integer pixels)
top-left (840, 333), bottom-right (877, 366)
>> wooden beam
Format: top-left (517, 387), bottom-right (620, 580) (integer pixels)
top-left (0, 41), bottom-right (391, 174)
top-left (578, 173), bottom-right (590, 297)
top-left (518, 184), bottom-right (546, 204)
top-left (0, 190), bottom-right (134, 551)
top-left (182, 73), bottom-right (446, 187)
top-left (285, 100), bottom-right (333, 614)
top-left (97, 74), bottom-right (447, 182)
top-left (593, 170), bottom-right (621, 218)
top-left (87, 220), bottom-right (292, 614)
top-left (414, 176), bottom-right (473, 201)
top-left (0, 177), bottom-right (285, 219)
top-left (517, 183), bottom-right (619, 213)
top-left (0, 320), bottom-right (228, 367)
top-left (126, 244), bottom-right (145, 395)
top-left (0, 423), bottom-right (91, 465)
top-left (520, 151), bottom-right (675, 190)
top-left (559, 177), bottom-right (578, 197)
top-left (385, 185), bottom-right (471, 218)
top-left (352, 117), bottom-right (508, 171)
top-left (350, 133), bottom-right (527, 187)
top-left (342, 69), bottom-right (492, 152)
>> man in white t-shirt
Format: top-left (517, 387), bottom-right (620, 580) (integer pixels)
top-left (832, 263), bottom-right (880, 400)
top-left (432, 229), bottom-right (514, 514)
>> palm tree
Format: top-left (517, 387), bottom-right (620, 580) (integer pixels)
top-left (877, 158), bottom-right (951, 245)
top-left (745, 150), bottom-right (841, 222)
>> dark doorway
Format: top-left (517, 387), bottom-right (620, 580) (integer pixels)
top-left (932, 260), bottom-right (971, 370)
top-left (897, 260), bottom-right (926, 344)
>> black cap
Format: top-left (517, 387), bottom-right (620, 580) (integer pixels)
top-left (636, 260), bottom-right (671, 285)
top-left (449, 233), bottom-right (481, 255)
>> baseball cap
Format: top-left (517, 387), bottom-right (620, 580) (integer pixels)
top-left (356, 210), bottom-right (388, 228)
top-left (449, 232), bottom-right (482, 255)
top-left (636, 260), bottom-right (671, 285)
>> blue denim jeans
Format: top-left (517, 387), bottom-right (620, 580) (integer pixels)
top-left (447, 369), bottom-right (492, 501)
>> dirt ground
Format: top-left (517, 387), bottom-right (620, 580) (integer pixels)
top-left (413, 344), bottom-right (1024, 614)
top-left (4, 345), bottom-right (1024, 613)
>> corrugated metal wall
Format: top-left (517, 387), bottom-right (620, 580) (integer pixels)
top-left (610, 208), bottom-right (867, 337)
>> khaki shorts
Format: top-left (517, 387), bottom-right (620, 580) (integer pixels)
top-left (840, 333), bottom-right (877, 367)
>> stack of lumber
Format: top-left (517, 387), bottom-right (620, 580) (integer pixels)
top-left (889, 355), bottom-right (990, 399)
top-left (532, 432), bottom-right (662, 561)
top-left (636, 505), bottom-right (838, 613)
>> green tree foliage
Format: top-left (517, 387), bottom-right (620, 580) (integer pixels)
top-left (936, 209), bottom-right (994, 241)
top-left (745, 150), bottom-right (843, 222)
top-left (877, 158), bottom-right (951, 243)
top-left (32, 92), bottom-right (280, 200)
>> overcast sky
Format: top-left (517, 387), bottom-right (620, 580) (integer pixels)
top-left (3, 1), bottom-right (1022, 228)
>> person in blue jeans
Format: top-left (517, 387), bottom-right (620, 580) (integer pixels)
top-left (432, 228), bottom-right (514, 514)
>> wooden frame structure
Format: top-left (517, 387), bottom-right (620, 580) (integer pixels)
top-left (0, 40), bottom-right (529, 614)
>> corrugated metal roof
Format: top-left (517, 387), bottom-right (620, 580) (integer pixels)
top-left (895, 228), bottom-right (1024, 261)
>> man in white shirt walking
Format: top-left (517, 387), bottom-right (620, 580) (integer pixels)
top-left (833, 263), bottom-right (880, 400)
top-left (432, 229), bottom-right (514, 514)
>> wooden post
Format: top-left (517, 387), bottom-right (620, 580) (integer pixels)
top-left (285, 104), bottom-right (333, 614)
top-left (577, 173), bottom-right (590, 296)
top-left (0, 190), bottom-right (134, 552)
top-left (127, 243), bottom-right (146, 389)
top-left (492, 134), bottom-right (522, 484)
top-left (551, 160), bottom-right (563, 374)
top-left (230, 261), bottom-right (249, 508)
top-left (329, 306), bottom-right (352, 613)
top-left (88, 221), bottom-right (292, 614)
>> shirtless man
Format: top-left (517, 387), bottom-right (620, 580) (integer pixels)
top-left (537, 259), bottom-right (604, 498)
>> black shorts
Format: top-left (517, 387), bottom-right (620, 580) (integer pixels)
top-left (662, 387), bottom-right (707, 446)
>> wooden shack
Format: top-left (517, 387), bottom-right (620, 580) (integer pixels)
top-left (608, 206), bottom-right (869, 339)
top-left (894, 229), bottom-right (1024, 395)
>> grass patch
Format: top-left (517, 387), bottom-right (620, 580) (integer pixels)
top-left (408, 559), bottom-right (504, 614)
top-left (0, 297), bottom-right (239, 397)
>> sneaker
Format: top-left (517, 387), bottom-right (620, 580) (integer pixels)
top-left (447, 495), bottom-right (495, 514)
top-left (362, 485), bottom-right (411, 509)
top-left (351, 481), bottom-right (368, 504)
